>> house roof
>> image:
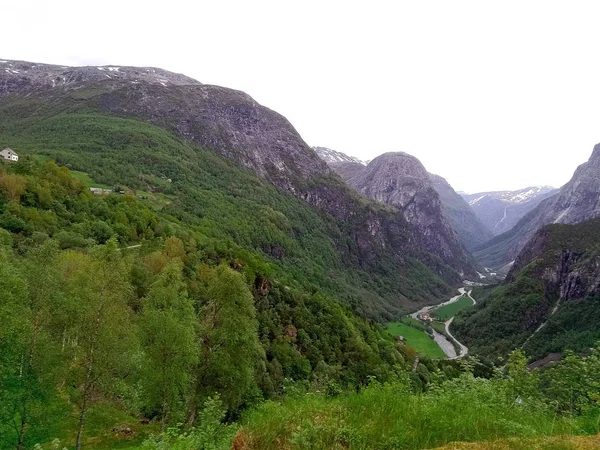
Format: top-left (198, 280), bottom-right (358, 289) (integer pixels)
top-left (0, 148), bottom-right (17, 156)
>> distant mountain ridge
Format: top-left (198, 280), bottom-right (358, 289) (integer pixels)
top-left (428, 174), bottom-right (494, 251)
top-left (313, 146), bottom-right (365, 165)
top-left (474, 144), bottom-right (600, 270)
top-left (462, 186), bottom-right (558, 236)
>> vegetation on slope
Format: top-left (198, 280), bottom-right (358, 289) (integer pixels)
top-left (0, 160), bottom-right (412, 449)
top-left (0, 103), bottom-right (452, 321)
top-left (234, 349), bottom-right (600, 450)
top-left (454, 219), bottom-right (600, 361)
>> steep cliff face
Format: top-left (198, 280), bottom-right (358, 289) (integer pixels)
top-left (474, 145), bottom-right (600, 270)
top-left (314, 146), bottom-right (490, 255)
top-left (462, 186), bottom-right (557, 236)
top-left (454, 217), bottom-right (600, 360)
top-left (429, 174), bottom-right (493, 251)
top-left (342, 152), bottom-right (476, 277)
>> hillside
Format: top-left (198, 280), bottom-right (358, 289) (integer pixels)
top-left (454, 217), bottom-right (600, 361)
top-left (474, 145), bottom-right (600, 270)
top-left (0, 59), bottom-right (467, 321)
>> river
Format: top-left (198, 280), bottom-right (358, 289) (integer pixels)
top-left (410, 288), bottom-right (474, 359)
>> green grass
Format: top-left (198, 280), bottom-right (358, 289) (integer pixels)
top-left (432, 295), bottom-right (474, 321)
top-left (386, 322), bottom-right (446, 358)
top-left (70, 170), bottom-right (113, 189)
top-left (237, 377), bottom-right (584, 450)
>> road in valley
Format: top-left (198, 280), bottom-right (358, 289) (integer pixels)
top-left (411, 288), bottom-right (475, 359)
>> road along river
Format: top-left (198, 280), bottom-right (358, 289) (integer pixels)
top-left (410, 288), bottom-right (475, 359)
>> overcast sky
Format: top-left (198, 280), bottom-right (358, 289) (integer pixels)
top-left (3, 1), bottom-right (599, 193)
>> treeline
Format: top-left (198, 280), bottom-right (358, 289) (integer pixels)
top-left (0, 160), bottom-right (415, 448)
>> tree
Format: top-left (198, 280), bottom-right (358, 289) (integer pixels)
top-left (194, 265), bottom-right (265, 418)
top-left (2, 241), bottom-right (64, 450)
top-left (57, 239), bottom-right (138, 450)
top-left (139, 261), bottom-right (197, 430)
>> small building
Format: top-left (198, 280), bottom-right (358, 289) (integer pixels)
top-left (89, 187), bottom-right (112, 195)
top-left (0, 148), bottom-right (18, 162)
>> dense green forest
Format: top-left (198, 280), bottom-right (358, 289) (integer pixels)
top-left (0, 159), bottom-right (422, 448)
top-left (1, 98), bottom-right (599, 449)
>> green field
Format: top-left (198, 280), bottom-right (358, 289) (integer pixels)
top-left (386, 322), bottom-right (446, 358)
top-left (432, 295), bottom-right (474, 320)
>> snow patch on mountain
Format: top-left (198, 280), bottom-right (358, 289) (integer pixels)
top-left (313, 147), bottom-right (365, 165)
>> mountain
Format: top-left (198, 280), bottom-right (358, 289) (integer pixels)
top-left (315, 147), bottom-right (484, 267)
top-left (474, 145), bottom-right (600, 270)
top-left (428, 174), bottom-right (494, 251)
top-left (0, 59), bottom-right (465, 319)
top-left (313, 146), bottom-right (365, 165)
top-left (462, 186), bottom-right (558, 236)
top-left (453, 217), bottom-right (600, 361)
top-left (340, 152), bottom-right (476, 278)
top-left (313, 146), bottom-right (368, 182)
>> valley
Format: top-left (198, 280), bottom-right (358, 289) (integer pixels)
top-left (1, 57), bottom-right (599, 449)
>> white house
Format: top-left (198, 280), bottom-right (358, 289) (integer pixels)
top-left (0, 148), bottom-right (18, 162)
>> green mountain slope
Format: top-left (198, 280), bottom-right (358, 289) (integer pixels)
top-left (0, 108), bottom-right (451, 320)
top-left (454, 217), bottom-right (600, 361)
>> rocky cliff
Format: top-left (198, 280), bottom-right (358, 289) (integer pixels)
top-left (429, 174), bottom-right (494, 251)
top-left (341, 152), bottom-right (476, 277)
top-left (474, 145), bottom-right (600, 270)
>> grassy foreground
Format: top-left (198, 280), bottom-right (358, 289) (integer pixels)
top-left (234, 375), bottom-right (592, 450)
top-left (387, 322), bottom-right (446, 358)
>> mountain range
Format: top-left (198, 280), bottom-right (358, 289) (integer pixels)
top-left (2, 58), bottom-right (600, 363)
top-left (0, 59), bottom-right (473, 320)
top-left (474, 145), bottom-right (600, 270)
top-left (461, 186), bottom-right (558, 236)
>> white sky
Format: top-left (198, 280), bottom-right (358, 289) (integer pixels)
top-left (2, 0), bottom-right (600, 193)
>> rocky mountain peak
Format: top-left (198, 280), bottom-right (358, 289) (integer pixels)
top-left (339, 151), bottom-right (476, 276)
top-left (0, 59), bottom-right (200, 96)
top-left (313, 146), bottom-right (365, 165)
top-left (363, 152), bottom-right (430, 181)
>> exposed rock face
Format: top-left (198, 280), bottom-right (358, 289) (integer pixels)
top-left (342, 152), bottom-right (476, 276)
top-left (0, 58), bottom-right (471, 296)
top-left (462, 186), bottom-right (558, 236)
top-left (0, 59), bottom-right (200, 95)
top-left (475, 145), bottom-right (600, 270)
top-left (428, 174), bottom-right (493, 251)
